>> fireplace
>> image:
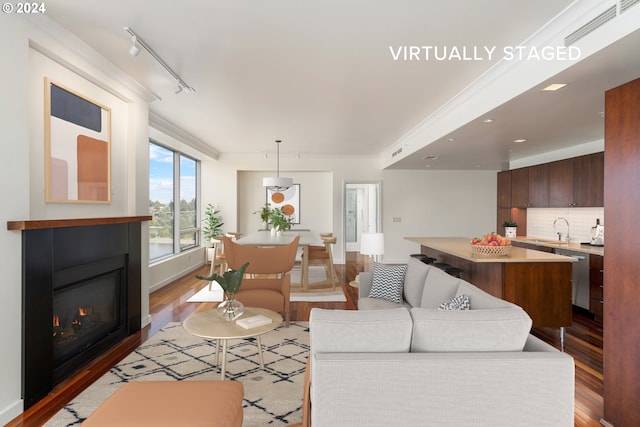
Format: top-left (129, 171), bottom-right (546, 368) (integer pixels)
top-left (52, 256), bottom-right (127, 384)
top-left (11, 217), bottom-right (149, 409)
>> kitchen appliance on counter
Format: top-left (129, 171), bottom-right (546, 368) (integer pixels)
top-left (590, 219), bottom-right (604, 246)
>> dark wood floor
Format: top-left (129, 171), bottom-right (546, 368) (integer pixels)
top-left (7, 257), bottom-right (603, 426)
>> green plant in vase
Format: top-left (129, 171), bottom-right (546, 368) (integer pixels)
top-left (254, 203), bottom-right (272, 230)
top-left (270, 207), bottom-right (293, 232)
top-left (197, 262), bottom-right (249, 321)
top-left (203, 204), bottom-right (224, 242)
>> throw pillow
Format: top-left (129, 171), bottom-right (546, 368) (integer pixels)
top-left (368, 263), bottom-right (408, 304)
top-left (438, 294), bottom-right (471, 311)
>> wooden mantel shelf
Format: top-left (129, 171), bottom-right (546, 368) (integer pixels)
top-left (7, 216), bottom-right (152, 231)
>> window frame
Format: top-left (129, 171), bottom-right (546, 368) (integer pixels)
top-left (149, 140), bottom-right (201, 263)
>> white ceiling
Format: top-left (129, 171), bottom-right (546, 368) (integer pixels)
top-left (42, 0), bottom-right (640, 169)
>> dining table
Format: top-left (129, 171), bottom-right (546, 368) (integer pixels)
top-left (236, 230), bottom-right (319, 290)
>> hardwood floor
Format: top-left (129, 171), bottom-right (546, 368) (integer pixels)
top-left (7, 259), bottom-right (603, 426)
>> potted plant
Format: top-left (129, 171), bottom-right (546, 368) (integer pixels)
top-left (502, 220), bottom-right (518, 238)
top-left (270, 207), bottom-right (293, 234)
top-left (203, 204), bottom-right (224, 264)
top-left (196, 262), bottom-right (249, 321)
top-left (254, 203), bottom-right (272, 230)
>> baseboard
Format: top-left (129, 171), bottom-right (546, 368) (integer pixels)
top-left (0, 399), bottom-right (24, 425)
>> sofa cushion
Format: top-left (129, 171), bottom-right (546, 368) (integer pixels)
top-left (368, 263), bottom-right (408, 304)
top-left (310, 308), bottom-right (412, 353)
top-left (438, 294), bottom-right (470, 311)
top-left (455, 281), bottom-right (518, 309)
top-left (358, 296), bottom-right (411, 310)
top-left (409, 307), bottom-right (532, 352)
top-left (402, 258), bottom-right (430, 307)
top-left (419, 266), bottom-right (461, 309)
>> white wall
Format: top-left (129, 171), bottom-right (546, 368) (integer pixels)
top-left (382, 170), bottom-right (498, 263)
top-left (0, 16), bottom-right (32, 424)
top-left (0, 16), bottom-right (152, 423)
top-left (238, 171), bottom-right (333, 235)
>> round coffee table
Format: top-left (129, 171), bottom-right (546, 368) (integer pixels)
top-left (183, 307), bottom-right (283, 380)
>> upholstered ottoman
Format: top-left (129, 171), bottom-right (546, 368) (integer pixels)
top-left (81, 380), bottom-right (244, 427)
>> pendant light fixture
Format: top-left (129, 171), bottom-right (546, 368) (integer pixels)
top-left (263, 140), bottom-right (293, 191)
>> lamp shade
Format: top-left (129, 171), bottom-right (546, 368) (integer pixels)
top-left (263, 176), bottom-right (293, 191)
top-left (360, 233), bottom-right (384, 256)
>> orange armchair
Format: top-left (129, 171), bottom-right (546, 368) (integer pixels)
top-left (222, 235), bottom-right (300, 327)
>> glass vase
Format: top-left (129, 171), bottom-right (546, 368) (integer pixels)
top-left (217, 291), bottom-right (244, 321)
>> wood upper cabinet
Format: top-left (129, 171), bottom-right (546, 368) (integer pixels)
top-left (510, 165), bottom-right (548, 207)
top-left (548, 152), bottom-right (604, 207)
top-left (573, 152), bottom-right (604, 207)
top-left (548, 158), bottom-right (574, 207)
top-left (510, 168), bottom-right (529, 207)
top-left (497, 170), bottom-right (511, 208)
top-left (528, 163), bottom-right (549, 207)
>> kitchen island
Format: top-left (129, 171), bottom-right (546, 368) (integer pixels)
top-left (405, 237), bottom-right (576, 330)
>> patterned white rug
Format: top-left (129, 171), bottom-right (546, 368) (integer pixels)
top-left (45, 322), bottom-right (309, 426)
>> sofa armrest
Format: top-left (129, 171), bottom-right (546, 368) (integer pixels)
top-left (357, 271), bottom-right (373, 299)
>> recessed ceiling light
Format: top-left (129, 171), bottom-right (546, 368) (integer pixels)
top-left (448, 138), bottom-right (455, 142)
top-left (422, 155), bottom-right (439, 160)
top-left (542, 83), bottom-right (567, 91)
top-left (513, 139), bottom-right (527, 143)
top-left (483, 118), bottom-right (494, 123)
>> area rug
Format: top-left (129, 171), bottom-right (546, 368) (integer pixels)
top-left (45, 322), bottom-right (309, 426)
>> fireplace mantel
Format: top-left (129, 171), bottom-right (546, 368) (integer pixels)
top-left (7, 215), bottom-right (152, 231)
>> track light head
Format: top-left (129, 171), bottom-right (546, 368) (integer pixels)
top-left (129, 36), bottom-right (140, 56)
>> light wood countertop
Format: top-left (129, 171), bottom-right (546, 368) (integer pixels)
top-left (510, 236), bottom-right (604, 256)
top-left (405, 237), bottom-right (578, 263)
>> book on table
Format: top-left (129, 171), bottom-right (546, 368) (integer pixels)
top-left (236, 314), bottom-right (273, 329)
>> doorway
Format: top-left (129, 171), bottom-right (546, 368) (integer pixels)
top-left (344, 182), bottom-right (381, 252)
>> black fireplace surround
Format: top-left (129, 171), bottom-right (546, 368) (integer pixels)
top-left (18, 218), bottom-right (145, 409)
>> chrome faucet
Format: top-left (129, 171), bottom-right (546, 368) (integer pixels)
top-left (553, 217), bottom-right (570, 242)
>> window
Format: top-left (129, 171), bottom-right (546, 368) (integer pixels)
top-left (149, 141), bottom-right (200, 262)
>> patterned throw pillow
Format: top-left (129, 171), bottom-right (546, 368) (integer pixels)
top-left (438, 294), bottom-right (471, 311)
top-left (368, 263), bottom-right (408, 304)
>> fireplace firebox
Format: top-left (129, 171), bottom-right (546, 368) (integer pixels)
top-left (13, 217), bottom-right (148, 409)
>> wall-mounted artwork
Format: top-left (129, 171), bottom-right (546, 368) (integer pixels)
top-left (45, 78), bottom-right (111, 203)
top-left (267, 184), bottom-right (300, 224)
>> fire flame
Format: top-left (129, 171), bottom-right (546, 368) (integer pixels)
top-left (53, 315), bottom-right (59, 327)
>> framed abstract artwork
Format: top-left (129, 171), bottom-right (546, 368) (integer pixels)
top-left (267, 183), bottom-right (300, 224)
top-left (44, 78), bottom-right (111, 203)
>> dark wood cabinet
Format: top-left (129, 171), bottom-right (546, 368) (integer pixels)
top-left (510, 164), bottom-right (549, 208)
top-left (603, 77), bottom-right (640, 426)
top-left (548, 153), bottom-right (604, 207)
top-left (573, 152), bottom-right (604, 207)
top-left (589, 254), bottom-right (603, 323)
top-left (510, 168), bottom-right (529, 207)
top-left (496, 170), bottom-right (511, 208)
top-left (548, 158), bottom-right (574, 207)
top-left (528, 163), bottom-right (549, 207)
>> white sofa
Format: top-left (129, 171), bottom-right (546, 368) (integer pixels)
top-left (304, 258), bottom-right (575, 426)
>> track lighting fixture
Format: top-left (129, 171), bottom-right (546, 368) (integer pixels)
top-left (129, 35), bottom-right (141, 56)
top-left (123, 27), bottom-right (195, 94)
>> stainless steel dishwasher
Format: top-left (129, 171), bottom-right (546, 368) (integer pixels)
top-left (555, 248), bottom-right (589, 309)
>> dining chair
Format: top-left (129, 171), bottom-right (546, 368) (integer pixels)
top-left (215, 232), bottom-right (243, 275)
top-left (222, 235), bottom-right (300, 327)
top-left (302, 235), bottom-right (338, 290)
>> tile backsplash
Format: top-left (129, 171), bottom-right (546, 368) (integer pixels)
top-left (526, 207), bottom-right (604, 243)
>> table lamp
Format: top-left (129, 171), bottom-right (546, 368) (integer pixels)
top-left (360, 232), bottom-right (384, 270)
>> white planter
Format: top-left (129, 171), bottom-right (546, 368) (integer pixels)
top-left (504, 227), bottom-right (517, 238)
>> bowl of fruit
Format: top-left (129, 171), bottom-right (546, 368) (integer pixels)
top-left (470, 232), bottom-right (512, 256)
